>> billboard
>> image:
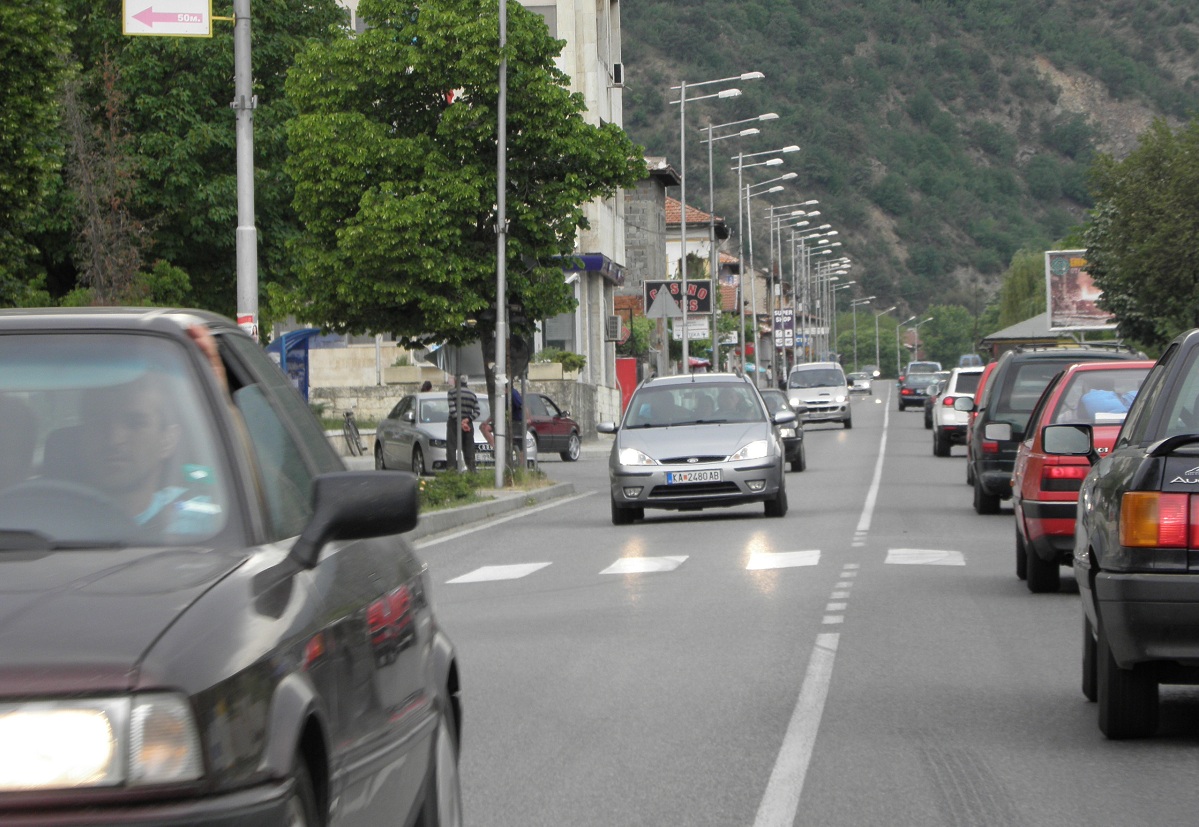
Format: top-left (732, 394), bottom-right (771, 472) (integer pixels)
top-left (644, 279), bottom-right (712, 314)
top-left (1045, 250), bottom-right (1116, 331)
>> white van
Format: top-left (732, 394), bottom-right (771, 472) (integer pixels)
top-left (786, 362), bottom-right (852, 428)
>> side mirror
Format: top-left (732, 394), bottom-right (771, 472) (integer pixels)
top-left (1042, 423), bottom-right (1095, 460)
top-left (290, 471), bottom-right (419, 569)
top-left (773, 410), bottom-right (797, 426)
top-left (953, 397), bottom-right (975, 412)
top-left (597, 421), bottom-right (617, 434)
top-left (984, 422), bottom-right (1012, 441)
top-left (403, 411), bottom-right (416, 422)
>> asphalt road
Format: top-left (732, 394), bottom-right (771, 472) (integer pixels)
top-left (415, 386), bottom-right (1199, 826)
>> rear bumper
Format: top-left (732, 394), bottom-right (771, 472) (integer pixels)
top-left (1021, 501), bottom-right (1076, 562)
top-left (1089, 571), bottom-right (1199, 669)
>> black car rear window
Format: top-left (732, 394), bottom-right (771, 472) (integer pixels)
top-left (952, 372), bottom-right (981, 394)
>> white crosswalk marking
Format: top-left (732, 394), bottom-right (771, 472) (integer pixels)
top-left (601, 556), bottom-right (688, 574)
top-left (446, 563), bottom-right (551, 583)
top-left (747, 550), bottom-right (821, 570)
top-left (885, 548), bottom-right (965, 566)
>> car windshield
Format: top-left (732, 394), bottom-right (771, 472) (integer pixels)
top-left (906, 362), bottom-right (940, 374)
top-left (624, 383), bottom-right (764, 427)
top-left (759, 391), bottom-right (791, 416)
top-left (1052, 368), bottom-right (1149, 425)
top-left (0, 333), bottom-right (230, 548)
top-left (788, 369), bottom-right (845, 389)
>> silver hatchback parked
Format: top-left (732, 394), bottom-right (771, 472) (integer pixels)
top-left (597, 373), bottom-right (793, 524)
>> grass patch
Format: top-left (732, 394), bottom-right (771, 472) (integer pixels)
top-left (417, 466), bottom-right (552, 511)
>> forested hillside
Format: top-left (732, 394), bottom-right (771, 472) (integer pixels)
top-left (620, 0), bottom-right (1199, 317)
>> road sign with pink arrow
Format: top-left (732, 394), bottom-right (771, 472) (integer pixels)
top-left (123, 0), bottom-right (212, 37)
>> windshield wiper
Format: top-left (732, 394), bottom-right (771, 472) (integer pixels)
top-left (0, 530), bottom-right (126, 551)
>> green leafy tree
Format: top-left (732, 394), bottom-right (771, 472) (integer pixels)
top-left (920, 304), bottom-right (976, 368)
top-left (1086, 118), bottom-right (1199, 350)
top-left (281, 0), bottom-right (645, 357)
top-left (997, 248), bottom-right (1047, 327)
top-left (0, 1), bottom-right (70, 302)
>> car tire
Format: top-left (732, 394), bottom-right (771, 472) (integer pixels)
top-left (560, 432), bottom-right (581, 462)
top-left (765, 478), bottom-right (788, 518)
top-left (412, 446), bottom-right (425, 476)
top-left (1026, 543), bottom-right (1061, 593)
top-left (285, 757), bottom-right (321, 827)
top-left (375, 443), bottom-right (386, 471)
top-left (973, 478), bottom-right (1000, 515)
top-left (1015, 528), bottom-right (1028, 580)
top-left (417, 709), bottom-right (464, 827)
top-left (897, 399), bottom-right (905, 412)
top-left (611, 498), bottom-right (636, 525)
top-left (966, 459), bottom-right (975, 485)
top-left (791, 443), bottom-right (806, 473)
top-left (924, 411), bottom-right (932, 429)
top-left (933, 428), bottom-right (951, 457)
top-left (1082, 615), bottom-right (1098, 703)
top-left (1097, 622), bottom-right (1158, 739)
top-left (843, 415), bottom-right (852, 429)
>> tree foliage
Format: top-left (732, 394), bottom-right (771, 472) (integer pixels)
top-left (0, 1), bottom-right (70, 300)
top-left (1085, 118), bottom-right (1199, 350)
top-left (281, 0), bottom-right (645, 348)
top-left (997, 248), bottom-right (1047, 328)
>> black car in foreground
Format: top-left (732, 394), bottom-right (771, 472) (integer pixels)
top-left (0, 309), bottom-right (461, 825)
top-left (1046, 328), bottom-right (1199, 739)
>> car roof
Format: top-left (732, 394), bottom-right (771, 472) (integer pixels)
top-left (0, 306), bottom-right (230, 335)
top-left (638, 372), bottom-right (752, 388)
top-left (790, 362), bottom-right (842, 371)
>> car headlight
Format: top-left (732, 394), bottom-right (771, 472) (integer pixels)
top-left (730, 440), bottom-right (769, 461)
top-left (0, 693), bottom-right (202, 791)
top-left (788, 397), bottom-right (803, 409)
top-left (834, 394), bottom-right (847, 404)
top-left (429, 438), bottom-right (446, 448)
top-left (779, 427), bottom-right (797, 438)
top-left (617, 447), bottom-right (658, 466)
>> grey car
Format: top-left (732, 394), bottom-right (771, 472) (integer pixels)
top-left (597, 373), bottom-right (793, 524)
top-left (375, 391), bottom-right (536, 474)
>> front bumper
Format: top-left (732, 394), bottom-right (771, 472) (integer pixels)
top-left (800, 403), bottom-right (849, 423)
top-left (1089, 571), bottom-right (1199, 669)
top-left (611, 459), bottom-right (783, 510)
top-left (0, 778), bottom-right (291, 827)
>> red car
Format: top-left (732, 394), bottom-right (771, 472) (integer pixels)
top-left (963, 361), bottom-right (996, 486)
top-left (1011, 360), bottom-right (1154, 592)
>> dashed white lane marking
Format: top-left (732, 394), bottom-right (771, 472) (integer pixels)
top-left (753, 633), bottom-right (840, 827)
top-left (826, 603), bottom-right (847, 611)
top-left (886, 548), bottom-right (966, 566)
top-left (822, 615), bottom-right (844, 625)
top-left (446, 563), bottom-right (551, 583)
top-left (830, 591), bottom-right (850, 599)
top-left (747, 550), bottom-right (821, 570)
top-left (601, 556), bottom-right (688, 574)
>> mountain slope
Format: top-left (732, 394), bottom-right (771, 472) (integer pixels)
top-left (620, 0), bottom-right (1199, 315)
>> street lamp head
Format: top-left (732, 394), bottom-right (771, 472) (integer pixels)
top-left (759, 112), bottom-right (779, 121)
top-left (781, 145), bottom-right (801, 152)
top-left (765, 158), bottom-right (783, 165)
top-left (766, 185), bottom-right (784, 193)
top-left (902, 315), bottom-right (917, 325)
top-left (717, 88), bottom-right (741, 99)
top-left (739, 127), bottom-right (760, 137)
top-left (877, 305), bottom-right (897, 315)
top-left (741, 71), bottom-right (766, 80)
top-left (780, 172), bottom-right (798, 180)
top-left (801, 199), bottom-right (818, 206)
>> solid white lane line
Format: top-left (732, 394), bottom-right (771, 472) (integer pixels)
top-left (854, 403), bottom-right (890, 538)
top-left (753, 632), bottom-right (841, 827)
top-left (414, 492), bottom-right (594, 549)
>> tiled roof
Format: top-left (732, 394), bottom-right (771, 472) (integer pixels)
top-left (665, 196), bottom-right (723, 227)
top-left (720, 284), bottom-right (738, 312)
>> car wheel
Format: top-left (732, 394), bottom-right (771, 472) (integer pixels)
top-left (416, 710), bottom-right (463, 827)
top-left (843, 415), bottom-right (852, 429)
top-left (897, 399), bottom-right (905, 412)
top-left (1097, 622), bottom-right (1158, 739)
top-left (375, 443), bottom-right (386, 470)
top-left (973, 478), bottom-right (1000, 515)
top-left (966, 459), bottom-right (975, 485)
top-left (560, 432), bottom-right (581, 462)
top-left (611, 498), bottom-right (636, 525)
top-left (933, 428), bottom-right (951, 457)
top-left (791, 443), bottom-right (806, 473)
top-left (1015, 528), bottom-right (1027, 581)
top-left (765, 478), bottom-right (788, 518)
top-left (284, 758), bottom-right (320, 827)
top-left (412, 445), bottom-right (425, 476)
top-left (1026, 542), bottom-right (1061, 593)
top-left (924, 411), bottom-right (932, 429)
top-left (1082, 615), bottom-right (1098, 703)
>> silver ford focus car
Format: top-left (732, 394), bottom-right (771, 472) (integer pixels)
top-left (597, 373), bottom-right (793, 524)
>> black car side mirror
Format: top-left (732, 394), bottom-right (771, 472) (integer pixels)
top-left (291, 471), bottom-right (419, 569)
top-left (1042, 423), bottom-right (1098, 464)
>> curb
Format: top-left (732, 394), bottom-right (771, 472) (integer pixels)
top-left (409, 481), bottom-right (577, 541)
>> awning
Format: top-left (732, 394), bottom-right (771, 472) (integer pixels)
top-left (553, 253), bottom-right (625, 285)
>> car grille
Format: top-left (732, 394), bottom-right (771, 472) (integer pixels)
top-left (659, 454), bottom-right (727, 464)
top-left (649, 482), bottom-right (741, 498)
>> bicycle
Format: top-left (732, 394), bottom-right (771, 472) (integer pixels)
top-left (342, 410), bottom-right (365, 456)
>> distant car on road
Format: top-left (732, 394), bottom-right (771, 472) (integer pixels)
top-left (931, 365), bottom-right (985, 456)
top-left (597, 372), bottom-right (794, 523)
top-left (897, 361), bottom-right (942, 411)
top-left (786, 362), bottom-right (852, 428)
top-left (846, 371), bottom-right (873, 395)
top-left (922, 371), bottom-right (952, 428)
top-left (524, 392), bottom-right (582, 461)
top-left (376, 391), bottom-right (537, 473)
top-left (760, 388), bottom-right (807, 472)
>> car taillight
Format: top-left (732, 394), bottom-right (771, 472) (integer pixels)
top-left (941, 396), bottom-right (956, 406)
top-left (1041, 464), bottom-right (1089, 492)
top-left (982, 440), bottom-right (999, 454)
top-left (1120, 492), bottom-right (1190, 547)
top-left (901, 388), bottom-right (912, 396)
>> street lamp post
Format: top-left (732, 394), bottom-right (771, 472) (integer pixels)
top-left (742, 172), bottom-right (798, 385)
top-left (874, 305), bottom-right (896, 376)
top-left (767, 205), bottom-right (817, 381)
top-left (913, 316), bottom-right (934, 363)
top-left (672, 72), bottom-right (763, 373)
top-left (897, 315), bottom-right (916, 376)
top-left (850, 296), bottom-right (874, 372)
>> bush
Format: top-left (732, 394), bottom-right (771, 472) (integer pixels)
top-left (535, 347), bottom-right (587, 373)
top-left (418, 470), bottom-right (485, 510)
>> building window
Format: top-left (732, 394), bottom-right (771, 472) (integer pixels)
top-left (527, 5), bottom-right (557, 38)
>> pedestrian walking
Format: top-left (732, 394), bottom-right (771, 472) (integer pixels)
top-left (447, 375), bottom-right (481, 472)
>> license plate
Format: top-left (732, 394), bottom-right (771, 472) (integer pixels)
top-left (666, 469), bottom-right (721, 484)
